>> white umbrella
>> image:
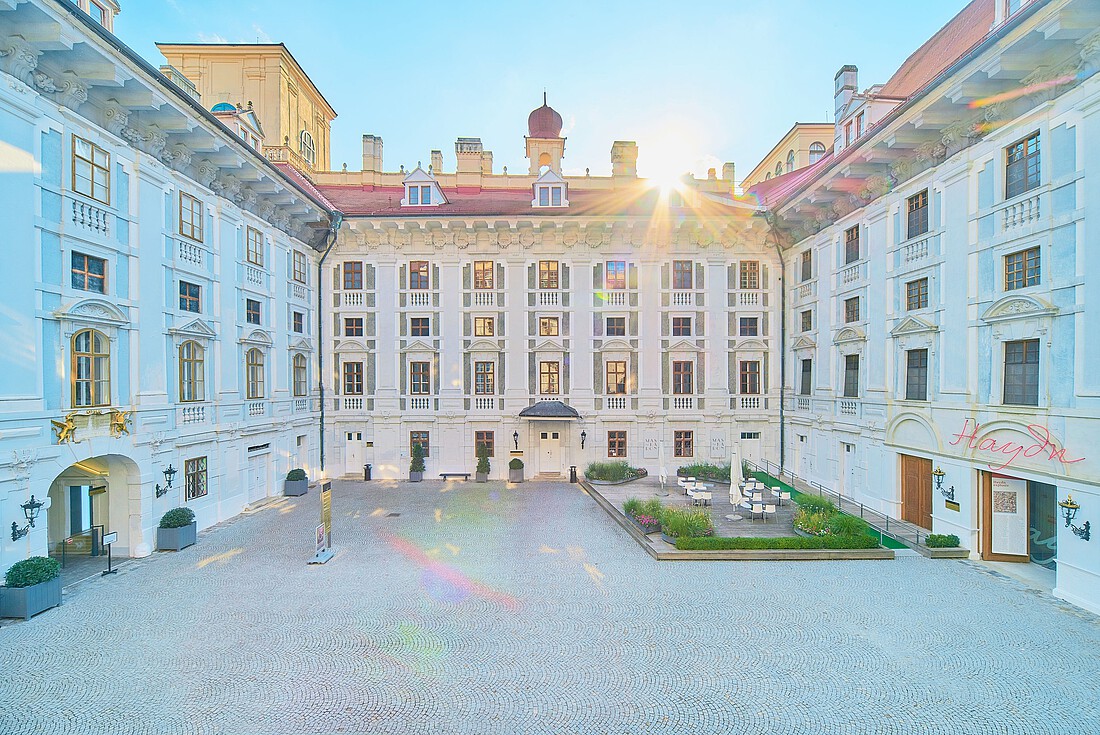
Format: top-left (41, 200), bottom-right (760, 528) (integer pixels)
top-left (658, 438), bottom-right (669, 496)
top-left (726, 441), bottom-right (745, 520)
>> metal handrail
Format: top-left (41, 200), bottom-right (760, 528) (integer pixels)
top-left (58, 524), bottom-right (105, 568)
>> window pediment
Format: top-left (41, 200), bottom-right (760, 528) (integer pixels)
top-left (833, 326), bottom-right (866, 344)
top-left (667, 339), bottom-right (699, 353)
top-left (890, 315), bottom-right (938, 337)
top-left (792, 335), bottom-right (816, 351)
top-left (170, 317), bottom-right (217, 339)
top-left (401, 339), bottom-right (436, 354)
top-left (59, 298), bottom-right (128, 326)
top-left (289, 337), bottom-right (313, 351)
top-left (334, 339), bottom-right (368, 353)
top-left (239, 329), bottom-right (273, 346)
top-left (980, 295), bottom-right (1057, 324)
top-left (467, 338), bottom-right (500, 353)
top-left (534, 339), bottom-right (564, 353)
top-left (600, 338), bottom-right (633, 352)
top-left (734, 338), bottom-right (767, 352)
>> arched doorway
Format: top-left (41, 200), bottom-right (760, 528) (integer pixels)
top-left (45, 455), bottom-right (142, 571)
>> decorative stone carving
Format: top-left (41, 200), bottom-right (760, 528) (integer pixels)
top-left (519, 229), bottom-right (535, 249)
top-left (860, 175), bottom-right (891, 201)
top-left (141, 126), bottom-right (168, 158)
top-left (103, 103), bottom-right (130, 136)
top-left (257, 201), bottom-right (275, 220)
top-left (453, 228), bottom-right (470, 249)
top-left (196, 160), bottom-right (218, 188)
top-left (31, 71), bottom-right (57, 93)
top-left (496, 227), bottom-right (512, 248)
top-left (0, 37), bottom-right (40, 84)
top-left (54, 75), bottom-right (88, 109)
top-left (9, 450), bottom-right (37, 482)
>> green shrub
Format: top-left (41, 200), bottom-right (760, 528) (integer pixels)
top-left (658, 506), bottom-right (713, 538)
top-left (508, 458), bottom-right (524, 470)
top-left (286, 468), bottom-right (307, 481)
top-left (794, 494), bottom-right (837, 514)
top-left (828, 514), bottom-right (869, 537)
top-left (410, 443), bottom-right (426, 473)
top-left (475, 444), bottom-right (490, 474)
top-left (676, 535), bottom-right (880, 551)
top-left (926, 533), bottom-right (961, 548)
top-left (159, 507), bottom-right (195, 529)
top-left (4, 556), bottom-right (61, 588)
top-left (622, 498), bottom-right (643, 517)
top-left (793, 508), bottom-right (831, 535)
top-left (585, 461), bottom-right (641, 482)
top-left (676, 462), bottom-right (731, 482)
top-left (639, 498), bottom-right (663, 518)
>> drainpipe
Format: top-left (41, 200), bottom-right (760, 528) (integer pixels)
top-left (316, 211), bottom-right (344, 474)
top-left (764, 211), bottom-right (787, 475)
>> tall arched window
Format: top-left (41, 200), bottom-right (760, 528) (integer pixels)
top-left (246, 348), bottom-right (265, 400)
top-left (786, 150), bottom-right (795, 173)
top-left (292, 353), bottom-right (308, 397)
top-left (809, 142), bottom-right (826, 164)
top-left (775, 162), bottom-right (783, 177)
top-left (179, 341), bottom-right (205, 402)
top-left (72, 329), bottom-right (110, 407)
top-left (299, 130), bottom-right (316, 166)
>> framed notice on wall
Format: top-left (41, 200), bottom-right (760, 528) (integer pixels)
top-left (990, 475), bottom-right (1028, 556)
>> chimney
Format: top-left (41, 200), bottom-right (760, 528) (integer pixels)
top-left (481, 150), bottom-right (493, 175)
top-left (430, 149), bottom-right (443, 174)
top-left (611, 141), bottom-right (638, 177)
top-left (707, 168), bottom-right (716, 180)
top-left (834, 65), bottom-right (858, 122)
top-left (362, 134), bottom-right (383, 172)
top-left (455, 137), bottom-right (484, 187)
top-left (722, 162), bottom-right (735, 182)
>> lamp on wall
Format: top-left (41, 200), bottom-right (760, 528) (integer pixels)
top-left (512, 431), bottom-right (519, 451)
top-left (932, 466), bottom-right (955, 502)
top-left (580, 430), bottom-right (587, 449)
top-left (10, 495), bottom-right (44, 542)
top-left (1058, 495), bottom-right (1091, 541)
top-left (155, 464), bottom-right (177, 499)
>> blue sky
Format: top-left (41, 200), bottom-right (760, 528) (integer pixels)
top-left (117, 0), bottom-right (973, 182)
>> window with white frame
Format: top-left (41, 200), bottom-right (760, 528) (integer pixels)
top-left (1003, 339), bottom-right (1039, 406)
top-left (73, 135), bottom-right (110, 204)
top-left (809, 142), bottom-right (826, 164)
top-left (536, 185), bottom-right (563, 207)
top-left (299, 130), bottom-right (316, 166)
top-left (1005, 131), bottom-right (1040, 200)
top-left (410, 361), bottom-right (431, 395)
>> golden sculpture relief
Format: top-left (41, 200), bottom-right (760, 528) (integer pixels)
top-left (51, 412), bottom-right (80, 444)
top-left (109, 409), bottom-right (133, 438)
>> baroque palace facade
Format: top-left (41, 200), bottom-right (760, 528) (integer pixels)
top-left (1, 0), bottom-right (1099, 615)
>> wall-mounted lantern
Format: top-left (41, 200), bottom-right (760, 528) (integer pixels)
top-left (513, 430), bottom-right (520, 451)
top-left (1058, 495), bottom-right (1091, 541)
top-left (932, 466), bottom-right (955, 502)
top-left (10, 495), bottom-right (44, 541)
top-left (155, 464), bottom-right (177, 498)
top-left (580, 430), bottom-right (587, 449)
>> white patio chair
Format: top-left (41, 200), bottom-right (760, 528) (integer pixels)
top-left (693, 491), bottom-right (712, 507)
top-left (778, 490), bottom-right (791, 506)
top-left (749, 502), bottom-right (764, 522)
top-left (763, 502), bottom-right (777, 523)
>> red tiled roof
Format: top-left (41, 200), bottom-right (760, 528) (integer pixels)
top-left (273, 162), bottom-right (338, 211)
top-left (316, 183), bottom-right (747, 218)
top-left (879, 0), bottom-right (996, 99)
top-left (745, 154), bottom-right (833, 208)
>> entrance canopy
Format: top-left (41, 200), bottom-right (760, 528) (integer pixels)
top-left (518, 400), bottom-right (581, 420)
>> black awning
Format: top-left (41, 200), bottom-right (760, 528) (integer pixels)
top-left (518, 400), bottom-right (582, 420)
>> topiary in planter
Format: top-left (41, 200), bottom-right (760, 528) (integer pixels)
top-left (475, 444), bottom-right (491, 482)
top-left (508, 457), bottom-right (524, 483)
top-left (157, 507), bottom-right (197, 551)
top-left (409, 443), bottom-right (426, 481)
top-left (926, 533), bottom-right (961, 548)
top-left (1, 556), bottom-right (62, 620)
top-left (4, 556), bottom-right (60, 589)
top-left (286, 468), bottom-right (307, 481)
top-left (159, 507), bottom-right (196, 529)
top-left (285, 468), bottom-right (308, 496)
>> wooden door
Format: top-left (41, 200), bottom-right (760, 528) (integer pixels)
top-left (900, 454), bottom-right (932, 530)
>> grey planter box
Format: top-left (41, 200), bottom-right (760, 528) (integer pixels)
top-left (158, 521), bottom-right (197, 551)
top-left (1, 577), bottom-right (62, 620)
top-left (284, 479), bottom-right (308, 496)
top-left (509, 469), bottom-right (524, 483)
top-left (475, 472), bottom-right (489, 483)
top-left (409, 471), bottom-right (423, 482)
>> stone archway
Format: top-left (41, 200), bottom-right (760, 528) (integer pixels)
top-left (44, 454), bottom-right (143, 560)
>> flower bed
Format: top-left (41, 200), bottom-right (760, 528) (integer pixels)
top-left (658, 506), bottom-right (713, 540)
top-left (622, 498), bottom-right (662, 532)
top-left (676, 462), bottom-right (731, 483)
top-left (586, 461), bottom-right (647, 484)
top-left (676, 535), bottom-right (880, 551)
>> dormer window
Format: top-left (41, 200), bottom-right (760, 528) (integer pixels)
top-left (402, 166), bottom-right (445, 207)
top-left (532, 168), bottom-right (569, 208)
top-left (408, 185), bottom-right (432, 205)
top-left (537, 185), bottom-right (562, 207)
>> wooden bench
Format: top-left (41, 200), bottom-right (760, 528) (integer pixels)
top-left (439, 472), bottom-right (471, 481)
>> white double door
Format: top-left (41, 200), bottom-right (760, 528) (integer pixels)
top-left (539, 429), bottom-right (562, 475)
top-left (247, 454), bottom-right (269, 503)
top-left (344, 432), bottom-right (363, 477)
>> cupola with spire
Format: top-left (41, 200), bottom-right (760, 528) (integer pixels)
top-left (525, 93), bottom-right (566, 175)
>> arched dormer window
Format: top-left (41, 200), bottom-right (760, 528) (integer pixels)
top-left (179, 341), bottom-right (205, 402)
top-left (786, 150), bottom-right (795, 173)
top-left (299, 130), bottom-right (315, 166)
top-left (775, 162), bottom-right (783, 177)
top-left (809, 142), bottom-right (826, 164)
top-left (72, 329), bottom-right (110, 407)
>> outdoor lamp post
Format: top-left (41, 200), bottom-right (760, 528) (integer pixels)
top-left (155, 464), bottom-right (177, 498)
top-left (512, 431), bottom-right (519, 451)
top-left (1058, 494), bottom-right (1091, 541)
top-left (10, 494), bottom-right (44, 541)
top-left (580, 430), bottom-right (587, 449)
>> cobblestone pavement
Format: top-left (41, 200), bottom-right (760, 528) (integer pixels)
top-left (1, 480), bottom-right (1098, 735)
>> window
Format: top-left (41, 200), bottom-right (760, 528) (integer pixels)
top-left (71, 252), bottom-right (106, 293)
top-left (474, 261), bottom-right (494, 289)
top-left (605, 261), bottom-right (626, 290)
top-left (408, 186), bottom-right (418, 205)
top-left (740, 361), bottom-right (761, 395)
top-left (809, 142), bottom-right (826, 165)
top-left (1005, 247), bottom-right (1040, 290)
top-left (907, 190), bottom-right (929, 239)
top-left (673, 261), bottom-right (693, 290)
top-left (292, 312), bottom-right (304, 334)
top-left (905, 349), bottom-right (928, 401)
top-left (90, 0), bottom-right (109, 26)
top-left (410, 261), bottom-right (429, 289)
top-left (179, 341), bottom-right (204, 402)
top-left (246, 227), bottom-right (264, 267)
top-left (844, 296), bottom-right (860, 323)
top-left (672, 361), bottom-right (693, 395)
top-left (775, 162), bottom-right (783, 177)
top-left (420, 186), bottom-right (431, 205)
top-left (410, 431), bottom-right (430, 458)
top-left (1005, 132), bottom-right (1040, 200)
top-left (607, 431), bottom-right (627, 458)
top-left (179, 192), bottom-right (203, 242)
top-left (72, 135), bottom-right (109, 204)
top-left (1004, 339), bottom-right (1039, 406)
top-left (475, 431), bottom-right (495, 458)
top-left (72, 329), bottom-right (110, 407)
top-left (410, 361), bottom-right (431, 395)
top-left (855, 111), bottom-right (864, 138)
top-left (906, 278), bottom-right (929, 310)
top-left (345, 318), bottom-right (364, 337)
top-left (606, 361), bottom-right (627, 394)
top-left (798, 252), bottom-right (813, 284)
top-left (406, 185), bottom-right (432, 205)
top-left (343, 261), bottom-right (363, 290)
top-left (292, 251), bottom-right (307, 284)
top-left (539, 361), bottom-right (560, 394)
top-left (184, 457), bottom-right (208, 501)
top-left (410, 317), bottom-right (430, 337)
top-left (674, 430), bottom-right (694, 458)
top-left (343, 361), bottom-right (363, 395)
top-left (672, 317), bottom-right (691, 337)
top-left (843, 354), bottom-right (859, 398)
top-left (740, 261), bottom-right (760, 290)
top-left (800, 359), bottom-right (812, 396)
top-left (606, 317), bottom-right (626, 336)
top-left (179, 281), bottom-right (201, 313)
top-left (299, 130), bottom-right (315, 166)
top-left (786, 150), bottom-right (795, 173)
top-left (539, 261), bottom-right (559, 289)
top-left (539, 317), bottom-right (559, 337)
top-left (536, 185), bottom-right (563, 207)
top-left (474, 317), bottom-right (494, 337)
top-left (845, 122), bottom-right (853, 146)
top-left (800, 310), bottom-right (812, 332)
top-left (474, 361), bottom-right (495, 395)
top-left (844, 226), bottom-right (860, 265)
top-left (740, 317), bottom-right (759, 336)
top-left (245, 348), bottom-right (264, 399)
top-left (292, 353), bottom-right (308, 397)
top-left (246, 299), bottom-right (261, 325)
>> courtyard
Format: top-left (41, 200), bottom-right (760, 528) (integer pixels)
top-left (1, 479), bottom-right (1098, 735)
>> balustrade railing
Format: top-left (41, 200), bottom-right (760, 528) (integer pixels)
top-left (473, 291), bottom-right (495, 307)
top-left (409, 292), bottom-right (431, 307)
top-left (538, 290), bottom-right (560, 306)
top-left (606, 396), bottom-right (627, 410)
top-left (71, 200), bottom-right (110, 237)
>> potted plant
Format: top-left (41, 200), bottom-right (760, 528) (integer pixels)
top-left (157, 507), bottom-right (197, 551)
top-left (409, 443), bottom-right (425, 482)
top-left (0, 556), bottom-right (62, 620)
top-left (475, 444), bottom-right (490, 482)
top-left (284, 468), bottom-right (308, 496)
top-left (508, 457), bottom-right (524, 483)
